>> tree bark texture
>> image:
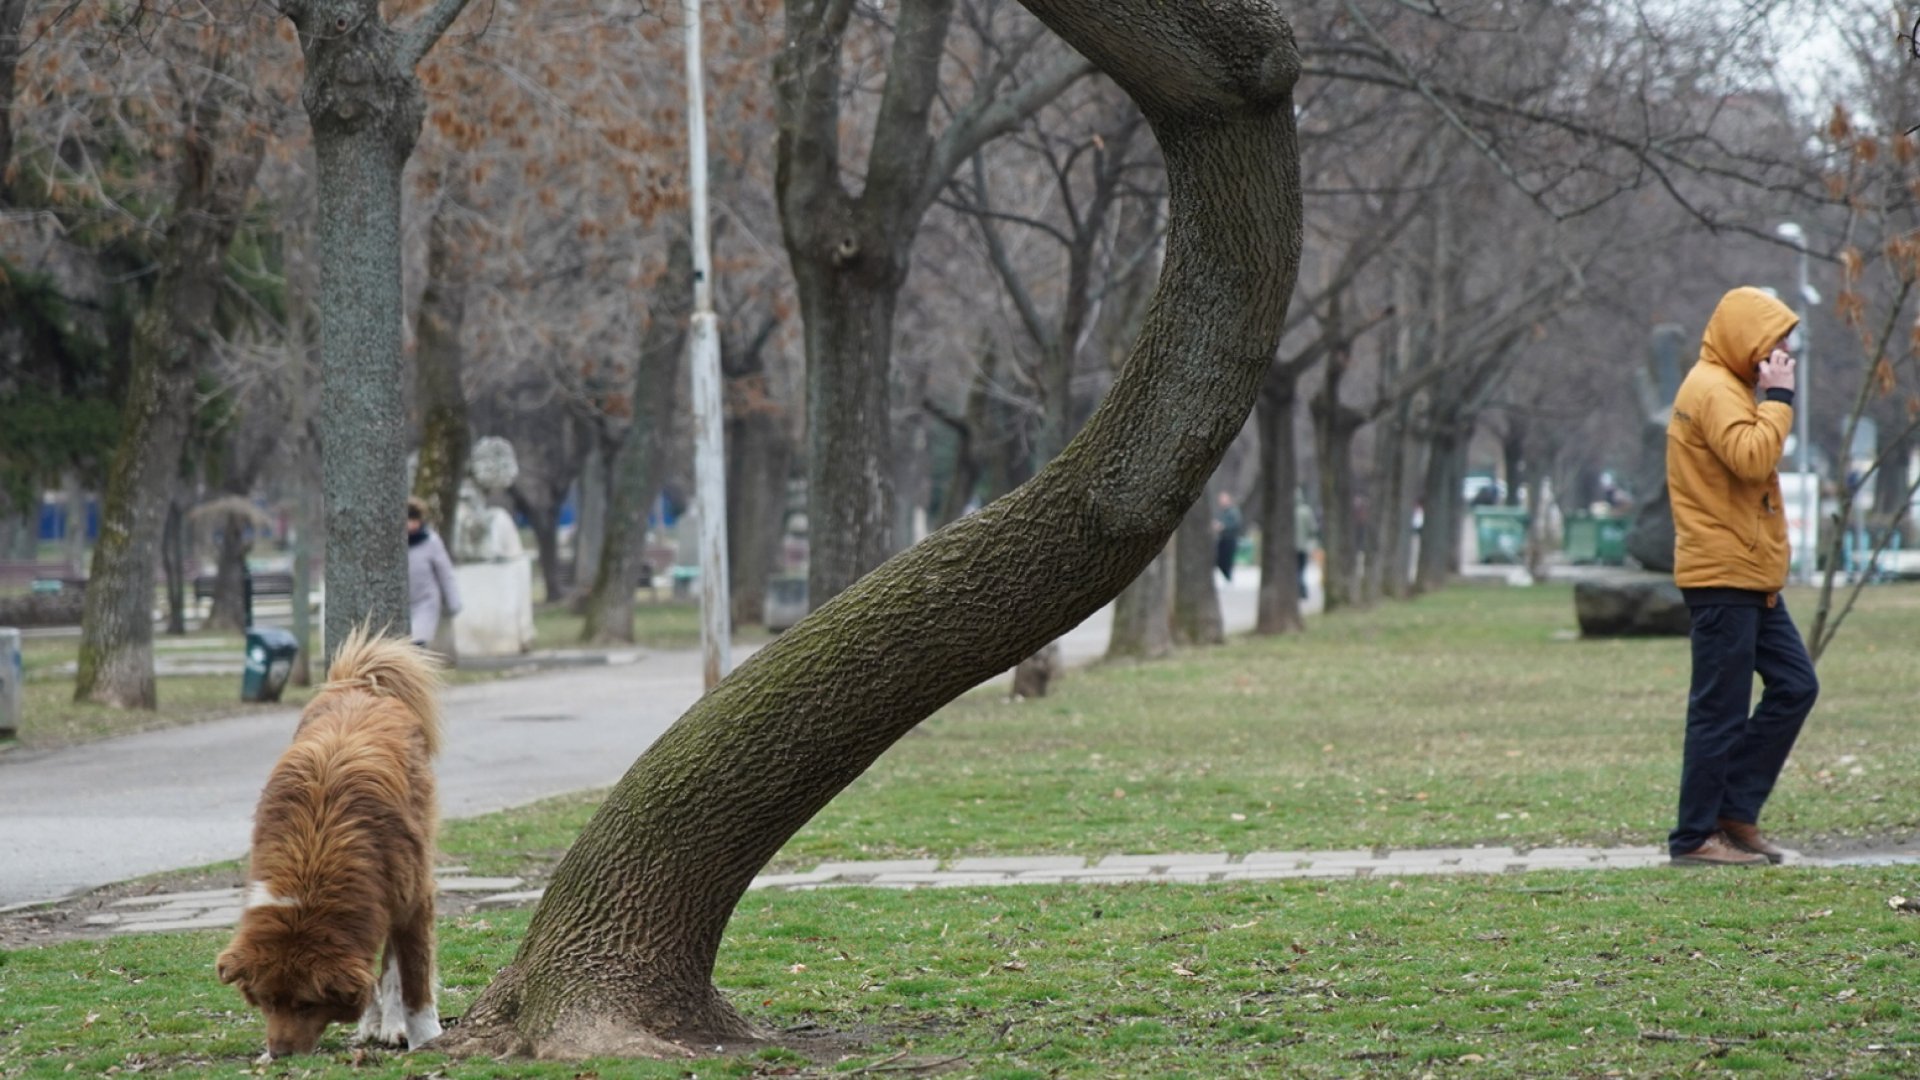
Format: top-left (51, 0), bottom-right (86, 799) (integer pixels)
top-left (207, 508), bottom-right (251, 630)
top-left (74, 87), bottom-right (264, 708)
top-left (725, 343), bottom-right (791, 628)
top-left (161, 497), bottom-right (187, 635)
top-left (1171, 492), bottom-right (1222, 645)
top-left (1255, 366), bottom-right (1304, 633)
top-left (286, 0), bottom-right (469, 654)
top-left (582, 239), bottom-right (691, 644)
top-left (437, 0), bottom-right (1302, 1058)
top-left (1107, 545), bottom-right (1172, 660)
top-left (0, 0), bottom-right (26, 207)
top-left (1415, 422), bottom-right (1467, 591)
top-left (410, 176), bottom-right (472, 540)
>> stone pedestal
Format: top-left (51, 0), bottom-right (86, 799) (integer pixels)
top-left (453, 557), bottom-right (536, 658)
top-left (1574, 574), bottom-right (1690, 637)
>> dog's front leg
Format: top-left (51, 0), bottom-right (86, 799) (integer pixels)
top-left (391, 909), bottom-right (442, 1048)
top-left (354, 954), bottom-right (408, 1046)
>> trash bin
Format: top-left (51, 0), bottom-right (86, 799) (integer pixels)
top-left (241, 627), bottom-right (299, 703)
top-left (1593, 516), bottom-right (1628, 565)
top-left (1564, 512), bottom-right (1599, 563)
top-left (1472, 506), bottom-right (1530, 564)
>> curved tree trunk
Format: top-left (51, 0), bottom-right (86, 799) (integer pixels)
top-left (436, 0), bottom-right (1302, 1058)
top-left (1255, 365), bottom-right (1304, 633)
top-left (288, 0), bottom-right (473, 655)
top-left (1170, 493), bottom-right (1222, 645)
top-left (74, 83), bottom-right (265, 708)
top-left (410, 173), bottom-right (472, 540)
top-left (583, 238), bottom-right (692, 644)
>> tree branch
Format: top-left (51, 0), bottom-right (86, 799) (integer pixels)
top-left (921, 48), bottom-right (1093, 219)
top-left (398, 0), bottom-right (474, 67)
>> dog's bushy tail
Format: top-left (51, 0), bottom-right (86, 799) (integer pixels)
top-left (323, 625), bottom-right (444, 757)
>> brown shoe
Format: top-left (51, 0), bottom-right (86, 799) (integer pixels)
top-left (1718, 819), bottom-right (1786, 864)
top-left (1671, 832), bottom-right (1771, 867)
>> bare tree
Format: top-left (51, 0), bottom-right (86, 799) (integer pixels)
top-left (774, 0), bottom-right (1090, 610)
top-left (278, 0), bottom-right (475, 651)
top-left (434, 0), bottom-right (1303, 1057)
top-left (75, 33), bottom-right (266, 707)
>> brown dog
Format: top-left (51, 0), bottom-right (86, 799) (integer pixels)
top-left (216, 627), bottom-right (444, 1058)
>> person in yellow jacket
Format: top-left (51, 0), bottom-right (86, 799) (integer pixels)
top-left (1666, 286), bottom-right (1819, 867)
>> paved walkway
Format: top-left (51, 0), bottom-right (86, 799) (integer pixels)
top-left (0, 571), bottom-right (1278, 907)
top-left (4, 845), bottom-right (1673, 936)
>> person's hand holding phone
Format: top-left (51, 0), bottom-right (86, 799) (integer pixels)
top-left (1758, 348), bottom-right (1796, 394)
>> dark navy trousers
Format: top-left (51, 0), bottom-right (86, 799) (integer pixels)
top-left (1668, 599), bottom-right (1819, 856)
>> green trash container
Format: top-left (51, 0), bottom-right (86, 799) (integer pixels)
top-left (1563, 512), bottom-right (1599, 563)
top-left (241, 627), bottom-right (299, 703)
top-left (1472, 506), bottom-right (1530, 564)
top-left (1593, 516), bottom-right (1628, 565)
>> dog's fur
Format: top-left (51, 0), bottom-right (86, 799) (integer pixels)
top-left (216, 627), bottom-right (445, 1058)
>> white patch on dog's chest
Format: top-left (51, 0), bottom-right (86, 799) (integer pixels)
top-left (243, 881), bottom-right (301, 910)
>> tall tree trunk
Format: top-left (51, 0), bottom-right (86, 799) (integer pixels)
top-left (1311, 390), bottom-right (1363, 612)
top-left (161, 496), bottom-right (187, 635)
top-left (793, 264), bottom-right (899, 608)
top-left (74, 82), bottom-right (265, 708)
top-left (290, 479), bottom-right (315, 687)
top-left (725, 355), bottom-right (791, 628)
top-left (62, 471), bottom-right (85, 576)
top-left (287, 0), bottom-right (473, 655)
top-left (571, 442), bottom-right (607, 603)
top-left (1171, 492), bottom-right (1222, 645)
top-left (410, 173), bottom-right (471, 539)
top-left (207, 508), bottom-right (251, 630)
top-left (1255, 364), bottom-right (1304, 633)
top-left (0, 0), bottom-right (26, 209)
top-left (1415, 421), bottom-right (1466, 592)
top-left (510, 486), bottom-right (565, 604)
top-left (1106, 548), bottom-right (1173, 660)
top-left (1371, 401), bottom-right (1421, 601)
top-left (436, 2), bottom-right (1302, 1056)
top-left (583, 239), bottom-right (692, 644)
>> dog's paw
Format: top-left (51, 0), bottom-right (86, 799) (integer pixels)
top-left (355, 1011), bottom-right (408, 1048)
top-left (405, 1006), bottom-right (443, 1049)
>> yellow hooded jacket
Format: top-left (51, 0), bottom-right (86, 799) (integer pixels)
top-left (1666, 287), bottom-right (1800, 594)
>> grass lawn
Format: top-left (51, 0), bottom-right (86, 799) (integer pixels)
top-left (5, 582), bottom-right (1919, 1077)
top-left (531, 596), bottom-right (772, 653)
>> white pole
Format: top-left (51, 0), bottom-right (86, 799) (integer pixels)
top-left (684, 0), bottom-right (731, 688)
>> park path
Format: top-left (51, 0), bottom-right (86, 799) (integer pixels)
top-left (0, 570), bottom-right (1277, 907)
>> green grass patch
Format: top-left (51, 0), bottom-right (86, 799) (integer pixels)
top-left (774, 583), bottom-right (1920, 865)
top-left (9, 582), bottom-right (1920, 1076)
top-left (531, 597), bottom-right (771, 652)
top-left (6, 870), bottom-right (1920, 1076)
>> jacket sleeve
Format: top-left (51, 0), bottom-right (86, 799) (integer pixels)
top-left (432, 536), bottom-right (463, 615)
top-left (1702, 384), bottom-right (1792, 483)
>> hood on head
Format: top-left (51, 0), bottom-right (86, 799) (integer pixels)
top-left (1699, 286), bottom-right (1799, 383)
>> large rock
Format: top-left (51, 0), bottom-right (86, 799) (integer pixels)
top-left (1575, 575), bottom-right (1690, 637)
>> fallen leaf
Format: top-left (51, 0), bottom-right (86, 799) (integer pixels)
top-left (1001, 959), bottom-right (1027, 972)
top-left (1836, 988), bottom-right (1858, 1001)
top-left (1461, 1053), bottom-right (1486, 1063)
top-left (1230, 813), bottom-right (1247, 822)
top-left (788, 963), bottom-right (807, 973)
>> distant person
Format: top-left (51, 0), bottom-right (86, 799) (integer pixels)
top-left (1294, 490), bottom-right (1319, 599)
top-left (407, 497), bottom-right (462, 648)
top-left (1666, 286), bottom-right (1818, 868)
top-left (1213, 491), bottom-right (1242, 582)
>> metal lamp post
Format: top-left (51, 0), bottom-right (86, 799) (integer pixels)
top-left (685, 0), bottom-right (731, 688)
top-left (1775, 221), bottom-right (1822, 584)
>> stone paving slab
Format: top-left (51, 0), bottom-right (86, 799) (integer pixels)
top-left (1096, 853), bottom-right (1230, 870)
top-left (813, 859), bottom-right (939, 878)
top-left (475, 889), bottom-right (547, 909)
top-left (433, 876), bottom-right (525, 893)
top-left (950, 856), bottom-right (1087, 873)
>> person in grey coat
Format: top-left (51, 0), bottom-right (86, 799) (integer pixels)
top-left (407, 497), bottom-right (462, 647)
